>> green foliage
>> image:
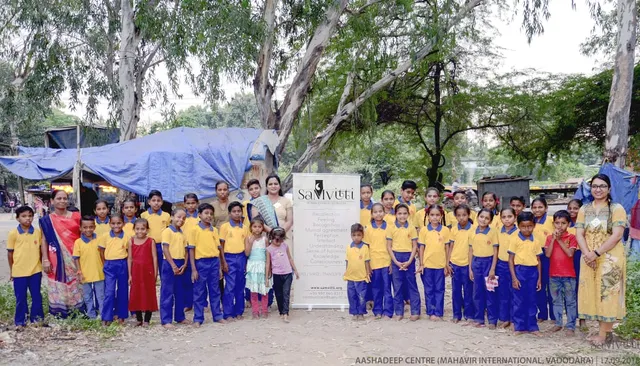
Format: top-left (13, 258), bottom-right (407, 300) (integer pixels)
top-left (615, 260), bottom-right (640, 339)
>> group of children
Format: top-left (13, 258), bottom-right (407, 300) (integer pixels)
top-left (346, 180), bottom-right (583, 336)
top-left (8, 179), bottom-right (300, 328)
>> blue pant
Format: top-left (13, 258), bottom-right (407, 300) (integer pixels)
top-left (183, 262), bottom-right (193, 310)
top-left (472, 256), bottom-right (498, 325)
top-left (82, 281), bottom-right (105, 319)
top-left (160, 259), bottom-right (186, 324)
top-left (365, 282), bottom-right (373, 302)
top-left (347, 280), bottom-right (367, 315)
top-left (573, 250), bottom-right (581, 297)
top-left (391, 251), bottom-right (420, 316)
top-left (537, 254), bottom-right (554, 320)
top-left (451, 263), bottom-right (474, 321)
top-left (513, 265), bottom-right (539, 332)
top-left (550, 277), bottom-right (577, 330)
top-left (13, 272), bottom-right (44, 326)
top-left (496, 260), bottom-right (512, 322)
top-left (421, 268), bottom-right (444, 317)
top-left (370, 267), bottom-right (393, 317)
top-left (102, 259), bottom-right (128, 322)
top-left (223, 253), bottom-right (246, 319)
top-left (193, 257), bottom-right (223, 323)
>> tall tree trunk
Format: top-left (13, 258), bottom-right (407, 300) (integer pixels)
top-left (118, 0), bottom-right (141, 142)
top-left (604, 0), bottom-right (637, 168)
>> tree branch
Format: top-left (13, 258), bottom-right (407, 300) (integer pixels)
top-left (345, 0), bottom-right (384, 15)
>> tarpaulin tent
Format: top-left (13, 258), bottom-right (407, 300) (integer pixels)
top-left (45, 126), bottom-right (119, 149)
top-left (0, 127), bottom-right (278, 203)
top-left (573, 163), bottom-right (640, 213)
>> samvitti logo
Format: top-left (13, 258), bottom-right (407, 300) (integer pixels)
top-left (314, 180), bottom-right (324, 198)
top-left (298, 180), bottom-right (355, 201)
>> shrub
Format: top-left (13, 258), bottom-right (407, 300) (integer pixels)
top-left (615, 259), bottom-right (640, 339)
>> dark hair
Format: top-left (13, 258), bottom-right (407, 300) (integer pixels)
top-left (134, 218), bottom-right (149, 229)
top-left (482, 191), bottom-right (499, 210)
top-left (371, 202), bottom-right (384, 214)
top-left (478, 208), bottom-right (494, 223)
top-left (517, 211), bottom-right (535, 225)
top-left (425, 187), bottom-right (440, 198)
top-left (250, 217), bottom-right (265, 227)
top-left (394, 203), bottom-right (409, 215)
top-left (269, 227), bottom-right (286, 240)
top-left (360, 184), bottom-right (373, 192)
top-left (171, 208), bottom-right (186, 216)
top-left (500, 207), bottom-right (516, 217)
top-left (531, 197), bottom-right (548, 208)
top-left (52, 190), bottom-right (68, 200)
top-left (265, 174), bottom-right (284, 196)
top-left (109, 213), bottom-right (123, 222)
top-left (15, 205), bottom-right (34, 217)
top-left (81, 215), bottom-right (95, 222)
top-left (148, 190), bottom-right (163, 200)
top-left (215, 181), bottom-right (229, 190)
top-left (568, 199), bottom-right (583, 208)
top-left (553, 210), bottom-right (571, 222)
top-left (228, 201), bottom-right (243, 213)
top-left (247, 179), bottom-right (261, 189)
top-left (453, 204), bottom-right (472, 225)
top-left (401, 180), bottom-right (417, 191)
top-left (184, 193), bottom-right (199, 203)
top-left (94, 199), bottom-right (109, 210)
top-left (591, 173), bottom-right (614, 233)
top-left (453, 190), bottom-right (467, 199)
top-left (510, 196), bottom-right (525, 206)
top-left (381, 190), bottom-right (395, 200)
top-left (198, 203), bottom-right (214, 214)
top-left (351, 223), bottom-right (364, 234)
top-left (424, 204), bottom-right (444, 227)
top-left (123, 197), bottom-right (137, 206)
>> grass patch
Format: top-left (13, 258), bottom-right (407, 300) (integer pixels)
top-left (616, 259), bottom-right (640, 339)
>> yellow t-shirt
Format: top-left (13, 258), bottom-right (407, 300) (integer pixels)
top-left (72, 234), bottom-right (104, 283)
top-left (360, 201), bottom-right (373, 225)
top-left (385, 221), bottom-right (418, 253)
top-left (384, 212), bottom-right (396, 227)
top-left (220, 221), bottom-right (249, 254)
top-left (98, 231), bottom-right (130, 260)
top-left (94, 217), bottom-right (111, 238)
top-left (414, 208), bottom-right (449, 230)
top-left (395, 198), bottom-right (416, 224)
top-left (498, 226), bottom-right (518, 262)
top-left (567, 222), bottom-right (577, 238)
top-left (470, 226), bottom-right (498, 258)
top-left (363, 220), bottom-right (390, 270)
top-left (123, 216), bottom-right (136, 238)
top-left (343, 242), bottom-right (370, 282)
top-left (490, 213), bottom-right (502, 230)
top-left (187, 222), bottom-right (221, 259)
top-left (7, 226), bottom-right (42, 277)
top-left (183, 211), bottom-right (199, 237)
top-left (508, 232), bottom-right (542, 266)
top-left (242, 199), bottom-right (255, 227)
top-left (533, 213), bottom-right (555, 248)
top-left (418, 224), bottom-right (451, 269)
top-left (444, 210), bottom-right (478, 228)
top-left (449, 221), bottom-right (474, 266)
top-left (161, 226), bottom-right (187, 260)
top-left (141, 209), bottom-right (170, 243)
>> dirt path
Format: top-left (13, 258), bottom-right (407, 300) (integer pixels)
top-left (2, 309), bottom-right (638, 366)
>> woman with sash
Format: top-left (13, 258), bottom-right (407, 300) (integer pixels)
top-left (251, 174), bottom-right (293, 236)
top-left (40, 190), bottom-right (85, 317)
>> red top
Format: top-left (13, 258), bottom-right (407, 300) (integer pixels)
top-left (544, 232), bottom-right (578, 278)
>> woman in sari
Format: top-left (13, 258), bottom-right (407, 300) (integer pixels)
top-left (251, 174), bottom-right (293, 236)
top-left (576, 174), bottom-right (627, 345)
top-left (40, 190), bottom-right (85, 317)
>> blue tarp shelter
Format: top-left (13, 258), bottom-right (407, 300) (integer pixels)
top-left (574, 163), bottom-right (640, 213)
top-left (45, 126), bottom-right (119, 149)
top-left (0, 127), bottom-right (278, 203)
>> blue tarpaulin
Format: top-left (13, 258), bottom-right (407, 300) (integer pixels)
top-left (0, 127), bottom-right (276, 203)
top-left (573, 163), bottom-right (640, 213)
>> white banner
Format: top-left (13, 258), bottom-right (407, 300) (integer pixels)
top-left (292, 173), bottom-right (360, 309)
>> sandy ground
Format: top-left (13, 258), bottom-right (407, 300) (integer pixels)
top-left (0, 211), bottom-right (639, 365)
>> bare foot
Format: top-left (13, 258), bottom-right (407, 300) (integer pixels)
top-left (410, 315), bottom-right (419, 321)
top-left (142, 322), bottom-right (150, 328)
top-left (590, 335), bottom-right (606, 346)
top-left (375, 315), bottom-right (382, 320)
top-left (565, 329), bottom-right (575, 336)
top-left (14, 325), bottom-right (25, 332)
top-left (462, 321), bottom-right (473, 326)
top-left (163, 324), bottom-right (175, 329)
top-left (118, 319), bottom-right (125, 325)
top-left (488, 324), bottom-right (496, 330)
top-left (103, 321), bottom-right (111, 326)
top-left (252, 314), bottom-right (259, 320)
top-left (396, 316), bottom-right (404, 321)
top-left (537, 319), bottom-right (545, 323)
top-left (237, 315), bottom-right (244, 320)
top-left (136, 322), bottom-right (143, 327)
top-left (226, 317), bottom-right (235, 322)
top-left (262, 313), bottom-right (268, 319)
top-left (548, 325), bottom-right (562, 332)
top-left (500, 321), bottom-right (511, 329)
top-left (283, 315), bottom-right (290, 323)
top-left (473, 323), bottom-right (485, 328)
top-left (514, 331), bottom-right (524, 336)
top-left (358, 315), bottom-right (365, 321)
top-left (216, 319), bottom-right (228, 324)
top-left (178, 319), bottom-right (192, 325)
top-left (530, 331), bottom-right (543, 337)
top-left (452, 319), bottom-right (460, 324)
top-left (429, 315), bottom-right (437, 321)
top-left (184, 308), bottom-right (193, 312)
top-left (352, 316), bottom-right (358, 321)
top-left (192, 322), bottom-right (201, 328)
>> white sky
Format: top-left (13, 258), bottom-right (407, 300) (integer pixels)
top-left (62, 1), bottom-right (601, 123)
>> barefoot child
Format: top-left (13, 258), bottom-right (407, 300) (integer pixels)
top-left (73, 216), bottom-right (104, 319)
top-left (141, 190), bottom-right (170, 275)
top-left (8, 206), bottom-right (44, 327)
top-left (418, 205), bottom-right (451, 321)
top-left (182, 193), bottom-right (199, 313)
top-left (220, 202), bottom-right (249, 320)
top-left (160, 209), bottom-right (189, 328)
top-left (122, 198), bottom-right (138, 238)
top-left (469, 208), bottom-right (499, 328)
top-left (448, 204), bottom-right (475, 324)
top-left (360, 184), bottom-right (374, 225)
top-left (128, 219), bottom-right (158, 326)
top-left (386, 203), bottom-right (420, 320)
top-left (189, 203), bottom-right (228, 325)
top-left (245, 218), bottom-right (270, 319)
top-left (445, 191), bottom-right (477, 227)
top-left (544, 210), bottom-right (578, 335)
top-left (99, 214), bottom-right (130, 325)
top-left (266, 227), bottom-right (299, 323)
top-left (497, 208), bottom-right (517, 328)
top-left (531, 197), bottom-right (555, 323)
top-left (344, 223), bottom-right (371, 320)
top-left (508, 212), bottom-right (542, 336)
top-left (94, 200), bottom-right (111, 237)
top-left (363, 203), bottom-right (393, 319)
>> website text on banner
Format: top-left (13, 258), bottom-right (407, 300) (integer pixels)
top-left (292, 173), bottom-right (360, 309)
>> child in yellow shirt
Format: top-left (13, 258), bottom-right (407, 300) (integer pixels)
top-left (344, 223), bottom-right (371, 320)
top-left (160, 209), bottom-right (189, 327)
top-left (220, 202), bottom-right (250, 320)
top-left (360, 184), bottom-right (373, 225)
top-left (73, 216), bottom-right (104, 320)
top-left (94, 200), bottom-right (111, 237)
top-left (363, 203), bottom-right (393, 319)
top-left (469, 208), bottom-right (499, 328)
top-left (98, 214), bottom-right (130, 325)
top-left (448, 204), bottom-right (475, 323)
